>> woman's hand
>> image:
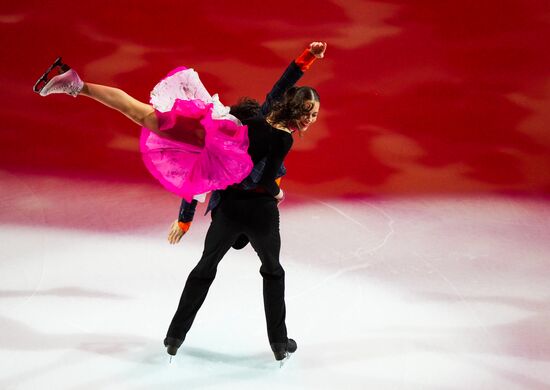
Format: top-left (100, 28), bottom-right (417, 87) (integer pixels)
top-left (168, 219), bottom-right (189, 244)
top-left (309, 42), bottom-right (327, 58)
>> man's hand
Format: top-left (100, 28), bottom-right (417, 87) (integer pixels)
top-left (168, 219), bottom-right (190, 244)
top-left (309, 42), bottom-right (327, 58)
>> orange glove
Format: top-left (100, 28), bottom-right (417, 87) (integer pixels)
top-left (295, 49), bottom-right (317, 71)
top-left (178, 221), bottom-right (191, 233)
top-left (295, 41), bottom-right (327, 71)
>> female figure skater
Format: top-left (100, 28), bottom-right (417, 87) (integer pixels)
top-left (163, 43), bottom-right (325, 363)
top-left (34, 56), bottom-right (255, 202)
top-left (34, 41), bottom-right (327, 362)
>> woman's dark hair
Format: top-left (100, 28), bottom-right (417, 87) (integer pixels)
top-left (269, 86), bottom-right (320, 127)
top-left (230, 97), bottom-right (261, 121)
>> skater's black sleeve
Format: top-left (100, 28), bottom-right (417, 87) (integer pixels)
top-left (260, 61), bottom-right (303, 116)
top-left (178, 199), bottom-right (198, 223)
top-left (260, 47), bottom-right (318, 116)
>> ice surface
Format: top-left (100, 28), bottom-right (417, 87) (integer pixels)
top-left (1, 174), bottom-right (550, 389)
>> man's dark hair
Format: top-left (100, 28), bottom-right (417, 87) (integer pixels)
top-left (230, 97), bottom-right (261, 121)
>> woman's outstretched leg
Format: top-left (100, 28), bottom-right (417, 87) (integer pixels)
top-left (35, 58), bottom-right (158, 131)
top-left (80, 83), bottom-right (158, 130)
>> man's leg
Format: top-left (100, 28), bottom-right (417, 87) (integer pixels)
top-left (246, 198), bottom-right (288, 345)
top-left (166, 207), bottom-right (239, 343)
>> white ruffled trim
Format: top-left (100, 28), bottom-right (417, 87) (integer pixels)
top-left (149, 68), bottom-right (241, 125)
top-left (193, 192), bottom-right (207, 202)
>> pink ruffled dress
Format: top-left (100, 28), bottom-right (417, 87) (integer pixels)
top-left (140, 67), bottom-right (253, 202)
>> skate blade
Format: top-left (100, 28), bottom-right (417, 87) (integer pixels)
top-left (278, 352), bottom-right (292, 368)
top-left (33, 57), bottom-right (70, 94)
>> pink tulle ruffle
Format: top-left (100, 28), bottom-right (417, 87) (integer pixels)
top-left (140, 97), bottom-right (253, 202)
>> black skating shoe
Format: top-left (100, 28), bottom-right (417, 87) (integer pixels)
top-left (271, 338), bottom-right (297, 361)
top-left (164, 337), bottom-right (183, 356)
top-left (33, 57), bottom-right (83, 97)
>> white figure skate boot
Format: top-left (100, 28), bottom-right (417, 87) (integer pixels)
top-left (33, 57), bottom-right (83, 97)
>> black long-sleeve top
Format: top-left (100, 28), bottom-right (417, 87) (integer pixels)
top-left (179, 56), bottom-right (311, 223)
top-left (243, 116), bottom-right (293, 196)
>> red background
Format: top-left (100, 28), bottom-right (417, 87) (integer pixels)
top-left (2, 0), bottom-right (550, 198)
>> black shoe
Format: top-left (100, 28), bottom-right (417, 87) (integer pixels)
top-left (164, 337), bottom-right (183, 356)
top-left (270, 338), bottom-right (297, 361)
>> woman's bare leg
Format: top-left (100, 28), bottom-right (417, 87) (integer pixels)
top-left (80, 83), bottom-right (159, 131)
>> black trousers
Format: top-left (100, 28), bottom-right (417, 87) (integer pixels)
top-left (166, 189), bottom-right (288, 344)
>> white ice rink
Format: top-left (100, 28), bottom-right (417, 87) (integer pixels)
top-left (1, 173), bottom-right (550, 389)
